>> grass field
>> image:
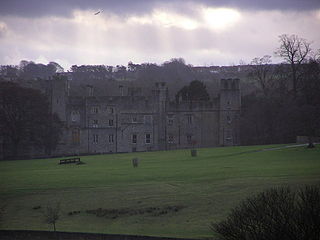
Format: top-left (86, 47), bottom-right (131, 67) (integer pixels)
top-left (0, 144), bottom-right (320, 239)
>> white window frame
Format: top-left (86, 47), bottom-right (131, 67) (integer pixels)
top-left (93, 134), bottom-right (99, 144)
top-left (168, 135), bottom-right (174, 143)
top-left (145, 133), bottom-right (151, 144)
top-left (91, 106), bottom-right (99, 114)
top-left (108, 134), bottom-right (114, 144)
top-left (132, 134), bottom-right (137, 144)
top-left (93, 119), bottom-right (98, 128)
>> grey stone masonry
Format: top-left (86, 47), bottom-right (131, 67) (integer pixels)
top-left (51, 78), bottom-right (241, 156)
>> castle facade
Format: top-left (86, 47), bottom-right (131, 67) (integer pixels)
top-left (50, 77), bottom-right (241, 156)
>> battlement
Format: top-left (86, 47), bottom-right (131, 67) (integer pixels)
top-left (49, 77), bottom-right (241, 155)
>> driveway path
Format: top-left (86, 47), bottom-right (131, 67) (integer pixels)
top-left (260, 143), bottom-right (319, 152)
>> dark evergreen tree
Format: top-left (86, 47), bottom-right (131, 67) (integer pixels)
top-left (0, 82), bottom-right (62, 158)
top-left (176, 80), bottom-right (210, 102)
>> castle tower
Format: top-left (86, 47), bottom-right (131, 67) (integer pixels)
top-left (219, 78), bottom-right (241, 146)
top-left (155, 82), bottom-right (168, 150)
top-left (51, 74), bottom-right (69, 122)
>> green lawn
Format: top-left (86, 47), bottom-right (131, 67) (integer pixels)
top-left (0, 144), bottom-right (319, 239)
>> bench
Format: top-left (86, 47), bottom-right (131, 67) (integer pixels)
top-left (59, 157), bottom-right (80, 165)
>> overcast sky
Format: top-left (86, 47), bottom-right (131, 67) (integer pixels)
top-left (0, 0), bottom-right (320, 70)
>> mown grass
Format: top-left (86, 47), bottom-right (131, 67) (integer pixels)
top-left (0, 144), bottom-right (319, 238)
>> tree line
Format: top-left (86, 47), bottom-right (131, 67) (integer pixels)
top-left (0, 81), bottom-right (62, 159)
top-left (0, 34), bottom-right (319, 159)
top-left (241, 34), bottom-right (320, 146)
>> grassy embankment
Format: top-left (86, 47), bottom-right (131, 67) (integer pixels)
top-left (0, 144), bottom-right (319, 238)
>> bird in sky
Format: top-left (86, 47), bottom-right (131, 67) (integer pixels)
top-left (94, 10), bottom-right (102, 15)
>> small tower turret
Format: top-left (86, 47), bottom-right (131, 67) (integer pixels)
top-left (219, 78), bottom-right (241, 146)
top-left (51, 74), bottom-right (68, 122)
top-left (154, 82), bottom-right (168, 150)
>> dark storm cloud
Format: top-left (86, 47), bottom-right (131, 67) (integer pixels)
top-left (1, 0), bottom-right (320, 18)
top-left (1, 0), bottom-right (156, 17)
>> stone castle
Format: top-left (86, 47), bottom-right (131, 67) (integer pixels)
top-left (49, 77), bottom-right (241, 156)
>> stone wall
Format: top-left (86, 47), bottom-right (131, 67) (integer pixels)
top-left (0, 79), bottom-right (241, 159)
top-left (50, 79), bottom-right (241, 156)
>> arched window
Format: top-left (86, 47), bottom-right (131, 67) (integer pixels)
top-left (71, 111), bottom-right (80, 122)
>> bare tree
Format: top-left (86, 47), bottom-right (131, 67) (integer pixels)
top-left (43, 202), bottom-right (60, 232)
top-left (275, 34), bottom-right (312, 96)
top-left (249, 55), bottom-right (273, 95)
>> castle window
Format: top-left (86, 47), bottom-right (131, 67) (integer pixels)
top-left (227, 116), bottom-right (232, 124)
top-left (108, 119), bottom-right (114, 126)
top-left (167, 115), bottom-right (174, 125)
top-left (224, 82), bottom-right (228, 89)
top-left (108, 107), bottom-right (114, 114)
top-left (168, 135), bottom-right (174, 143)
top-left (145, 133), bottom-right (151, 144)
top-left (91, 106), bottom-right (99, 114)
top-left (88, 86), bottom-right (94, 96)
top-left (187, 135), bottom-right (192, 144)
top-left (132, 116), bottom-right (137, 123)
top-left (109, 134), bottom-right (114, 144)
top-left (71, 111), bottom-right (76, 122)
top-left (93, 134), bottom-right (99, 144)
top-left (71, 111), bottom-right (80, 122)
top-left (227, 101), bottom-right (231, 109)
top-left (72, 129), bottom-right (80, 144)
top-left (186, 114), bottom-right (193, 124)
top-left (132, 134), bottom-right (137, 144)
top-left (93, 119), bottom-right (98, 128)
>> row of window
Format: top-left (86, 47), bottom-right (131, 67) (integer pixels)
top-left (132, 133), bottom-right (151, 144)
top-left (91, 106), bottom-right (114, 114)
top-left (168, 135), bottom-right (194, 144)
top-left (92, 119), bottom-right (114, 128)
top-left (73, 129), bottom-right (195, 145)
top-left (72, 113), bottom-right (197, 125)
top-left (90, 116), bottom-right (152, 127)
top-left (93, 134), bottom-right (115, 144)
top-left (92, 133), bottom-right (151, 144)
top-left (89, 114), bottom-right (194, 127)
top-left (71, 107), bottom-right (115, 122)
top-left (72, 130), bottom-right (116, 145)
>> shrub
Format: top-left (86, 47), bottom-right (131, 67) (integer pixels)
top-left (211, 185), bottom-right (320, 240)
